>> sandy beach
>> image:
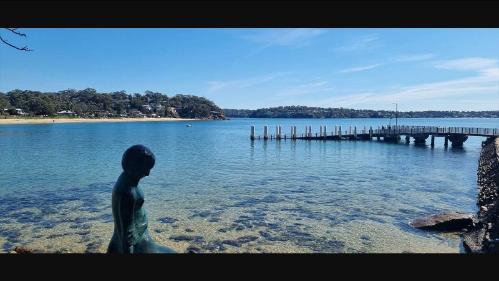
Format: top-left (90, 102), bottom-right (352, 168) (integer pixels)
top-left (0, 117), bottom-right (198, 125)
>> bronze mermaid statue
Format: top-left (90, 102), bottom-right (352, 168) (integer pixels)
top-left (107, 145), bottom-right (175, 253)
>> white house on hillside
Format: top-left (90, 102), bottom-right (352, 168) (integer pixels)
top-left (57, 110), bottom-right (77, 116)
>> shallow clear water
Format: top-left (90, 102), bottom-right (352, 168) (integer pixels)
top-left (0, 118), bottom-right (497, 253)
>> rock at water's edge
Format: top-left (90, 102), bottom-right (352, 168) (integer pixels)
top-left (410, 212), bottom-right (474, 232)
top-left (463, 137), bottom-right (499, 253)
top-left (462, 226), bottom-right (487, 253)
top-left (10, 246), bottom-right (34, 254)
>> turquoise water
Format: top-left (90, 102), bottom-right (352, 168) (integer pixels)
top-left (0, 118), bottom-right (497, 253)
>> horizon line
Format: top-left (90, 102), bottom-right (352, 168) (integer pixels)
top-left (222, 106), bottom-right (499, 113)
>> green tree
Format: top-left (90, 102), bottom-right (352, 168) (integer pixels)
top-left (0, 93), bottom-right (10, 114)
top-left (28, 97), bottom-right (55, 115)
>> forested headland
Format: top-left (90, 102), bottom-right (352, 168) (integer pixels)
top-left (223, 106), bottom-right (499, 119)
top-left (0, 89), bottom-right (225, 120)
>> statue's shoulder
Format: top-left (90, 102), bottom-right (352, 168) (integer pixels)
top-left (113, 176), bottom-right (134, 198)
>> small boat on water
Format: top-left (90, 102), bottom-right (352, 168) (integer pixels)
top-left (186, 124), bottom-right (192, 127)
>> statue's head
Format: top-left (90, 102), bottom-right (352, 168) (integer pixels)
top-left (121, 145), bottom-right (155, 179)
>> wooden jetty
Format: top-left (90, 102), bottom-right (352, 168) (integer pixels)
top-left (250, 125), bottom-right (499, 147)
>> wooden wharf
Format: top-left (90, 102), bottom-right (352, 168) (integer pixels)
top-left (250, 125), bottom-right (499, 147)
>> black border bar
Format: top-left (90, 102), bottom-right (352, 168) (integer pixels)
top-left (1, 1), bottom-right (498, 27)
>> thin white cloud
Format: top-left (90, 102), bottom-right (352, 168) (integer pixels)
top-left (434, 57), bottom-right (498, 72)
top-left (393, 53), bottom-right (435, 62)
top-left (338, 63), bottom-right (383, 74)
top-left (336, 53), bottom-right (434, 75)
top-left (206, 72), bottom-right (290, 94)
top-left (316, 76), bottom-right (498, 110)
top-left (274, 80), bottom-right (334, 97)
top-left (482, 67), bottom-right (499, 77)
top-left (241, 28), bottom-right (327, 47)
top-left (383, 74), bottom-right (498, 102)
top-left (334, 34), bottom-right (381, 52)
top-left (315, 57), bottom-right (499, 110)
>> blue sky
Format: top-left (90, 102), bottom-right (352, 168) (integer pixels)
top-left (1, 28), bottom-right (498, 111)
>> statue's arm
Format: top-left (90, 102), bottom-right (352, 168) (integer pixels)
top-left (118, 191), bottom-right (135, 253)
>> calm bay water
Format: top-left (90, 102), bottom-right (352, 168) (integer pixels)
top-left (0, 118), bottom-right (497, 253)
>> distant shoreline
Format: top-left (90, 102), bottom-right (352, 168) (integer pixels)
top-left (0, 117), bottom-right (198, 125)
top-left (225, 116), bottom-right (499, 119)
top-left (223, 107), bottom-right (499, 119)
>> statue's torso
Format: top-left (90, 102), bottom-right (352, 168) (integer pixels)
top-left (109, 174), bottom-right (149, 252)
top-left (130, 186), bottom-right (148, 240)
top-left (108, 172), bottom-right (175, 254)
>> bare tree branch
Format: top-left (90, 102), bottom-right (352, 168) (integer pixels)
top-left (0, 35), bottom-right (32, 51)
top-left (0, 28), bottom-right (32, 51)
top-left (5, 28), bottom-right (27, 37)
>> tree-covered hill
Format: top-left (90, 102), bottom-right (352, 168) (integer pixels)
top-left (223, 106), bottom-right (499, 119)
top-left (0, 89), bottom-right (225, 119)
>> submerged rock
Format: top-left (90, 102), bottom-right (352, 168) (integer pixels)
top-left (410, 212), bottom-right (474, 232)
top-left (158, 216), bottom-right (178, 224)
top-left (221, 235), bottom-right (259, 247)
top-left (186, 246), bottom-right (201, 253)
top-left (12, 246), bottom-right (33, 254)
top-left (169, 235), bottom-right (205, 243)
